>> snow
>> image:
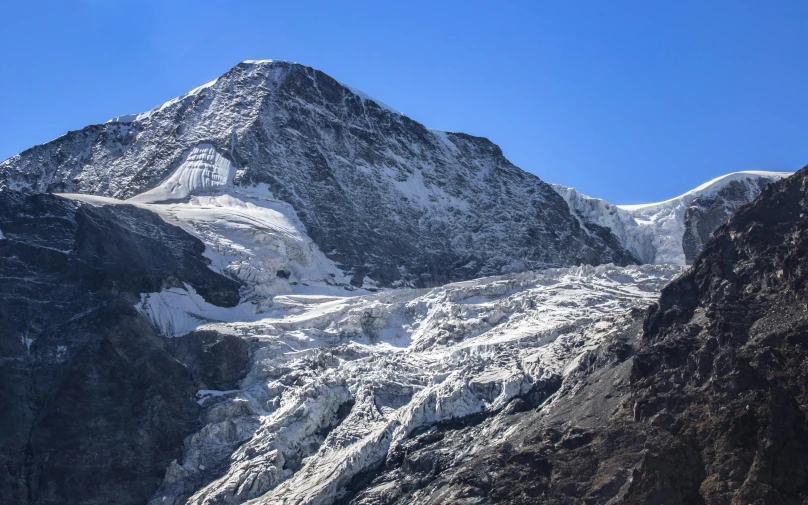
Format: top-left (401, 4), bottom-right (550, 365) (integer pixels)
top-left (145, 263), bottom-right (682, 505)
top-left (616, 171), bottom-right (792, 211)
top-left (136, 282), bottom-right (261, 337)
top-left (129, 144), bottom-right (235, 203)
top-left (243, 59), bottom-right (281, 65)
top-left (554, 171), bottom-right (790, 265)
top-left (107, 78), bottom-right (218, 123)
top-left (339, 82), bottom-right (401, 115)
top-left (107, 113), bottom-right (140, 123)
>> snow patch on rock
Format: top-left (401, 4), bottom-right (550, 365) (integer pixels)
top-left (136, 283), bottom-right (260, 337)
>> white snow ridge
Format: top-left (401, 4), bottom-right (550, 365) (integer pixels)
top-left (554, 171), bottom-right (790, 265)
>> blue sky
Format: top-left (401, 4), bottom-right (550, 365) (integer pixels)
top-left (1, 1), bottom-right (806, 203)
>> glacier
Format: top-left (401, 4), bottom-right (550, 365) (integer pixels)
top-left (141, 263), bottom-right (681, 505)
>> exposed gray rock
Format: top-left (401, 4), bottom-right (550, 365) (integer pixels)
top-left (1, 61), bottom-right (636, 288)
top-left (680, 177), bottom-right (772, 263)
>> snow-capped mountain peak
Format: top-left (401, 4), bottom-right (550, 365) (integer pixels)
top-left (1, 60), bottom-right (637, 298)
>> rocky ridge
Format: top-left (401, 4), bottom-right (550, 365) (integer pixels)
top-left (0, 60), bottom-right (636, 293)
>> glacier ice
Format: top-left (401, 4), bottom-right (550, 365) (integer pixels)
top-left (143, 263), bottom-right (681, 505)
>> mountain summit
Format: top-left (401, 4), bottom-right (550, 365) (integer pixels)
top-left (0, 60), bottom-right (636, 290)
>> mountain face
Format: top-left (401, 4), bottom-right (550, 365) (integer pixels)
top-left (1, 58), bottom-right (805, 505)
top-left (0, 192), bottom-right (243, 505)
top-left (0, 60), bottom-right (636, 292)
top-left (554, 171), bottom-right (789, 265)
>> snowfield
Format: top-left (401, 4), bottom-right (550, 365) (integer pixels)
top-left (137, 263), bottom-right (681, 505)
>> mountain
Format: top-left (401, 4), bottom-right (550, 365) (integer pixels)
top-left (1, 58), bottom-right (806, 505)
top-left (0, 60), bottom-right (636, 299)
top-left (553, 171), bottom-right (790, 265)
top-left (0, 187), bottom-right (677, 505)
top-left (0, 191), bottom-right (243, 505)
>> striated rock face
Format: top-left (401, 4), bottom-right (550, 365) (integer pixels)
top-left (0, 192), bottom-right (242, 505)
top-left (0, 60), bottom-right (636, 288)
top-left (352, 166), bottom-right (808, 504)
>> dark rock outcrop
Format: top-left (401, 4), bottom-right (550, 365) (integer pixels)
top-left (0, 192), bottom-right (242, 505)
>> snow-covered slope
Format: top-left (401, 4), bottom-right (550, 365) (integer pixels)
top-left (134, 262), bottom-right (681, 505)
top-left (62, 187), bottom-right (359, 312)
top-left (553, 171), bottom-right (790, 265)
top-left (1, 60), bottom-right (636, 290)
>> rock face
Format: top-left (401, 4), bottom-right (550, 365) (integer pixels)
top-left (678, 177), bottom-right (772, 263)
top-left (554, 171), bottom-right (790, 265)
top-left (0, 60), bottom-right (636, 288)
top-left (350, 166), bottom-right (808, 504)
top-left (0, 192), bottom-right (242, 505)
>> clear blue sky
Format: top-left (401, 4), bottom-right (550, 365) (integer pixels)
top-left (1, 1), bottom-right (806, 204)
